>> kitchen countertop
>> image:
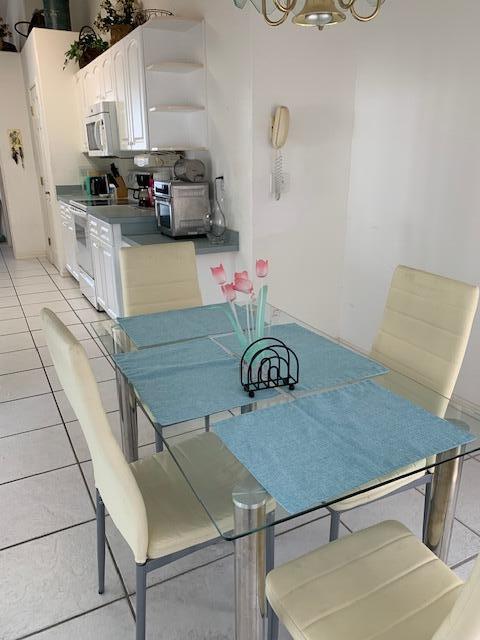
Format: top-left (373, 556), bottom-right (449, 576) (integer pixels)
top-left (56, 185), bottom-right (239, 254)
top-left (83, 206), bottom-right (156, 225)
top-left (123, 229), bottom-right (240, 254)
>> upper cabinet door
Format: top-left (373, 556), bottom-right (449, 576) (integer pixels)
top-left (112, 47), bottom-right (130, 150)
top-left (125, 33), bottom-right (148, 150)
top-left (92, 61), bottom-right (104, 103)
top-left (83, 66), bottom-right (97, 108)
top-left (74, 71), bottom-right (88, 151)
top-left (101, 52), bottom-right (115, 101)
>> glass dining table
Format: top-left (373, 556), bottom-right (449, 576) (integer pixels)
top-left (91, 303), bottom-right (480, 640)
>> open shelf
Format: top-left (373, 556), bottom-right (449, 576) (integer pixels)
top-left (149, 105), bottom-right (205, 113)
top-left (146, 61), bottom-right (204, 74)
top-left (144, 17), bottom-right (202, 32)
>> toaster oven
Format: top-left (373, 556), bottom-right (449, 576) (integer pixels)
top-left (155, 181), bottom-right (210, 237)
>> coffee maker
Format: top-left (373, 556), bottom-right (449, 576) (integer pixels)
top-left (134, 173), bottom-right (154, 208)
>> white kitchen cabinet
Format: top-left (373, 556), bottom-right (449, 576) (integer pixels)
top-left (82, 66), bottom-right (97, 109)
top-left (124, 31), bottom-right (149, 151)
top-left (101, 52), bottom-right (115, 101)
top-left (100, 239), bottom-right (121, 318)
top-left (74, 71), bottom-right (88, 151)
top-left (75, 17), bottom-right (206, 152)
top-left (88, 215), bottom-right (122, 318)
top-left (91, 236), bottom-right (106, 310)
top-left (59, 203), bottom-right (79, 281)
top-left (112, 47), bottom-right (129, 150)
top-left (92, 61), bottom-right (104, 103)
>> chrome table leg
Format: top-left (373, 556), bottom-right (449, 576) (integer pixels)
top-left (116, 369), bottom-right (138, 463)
top-left (425, 446), bottom-right (464, 562)
top-left (112, 326), bottom-right (138, 463)
top-left (233, 482), bottom-right (268, 640)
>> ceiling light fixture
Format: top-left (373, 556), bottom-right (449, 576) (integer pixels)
top-left (233, 0), bottom-right (384, 29)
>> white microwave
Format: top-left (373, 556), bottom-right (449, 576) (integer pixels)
top-left (85, 102), bottom-right (119, 157)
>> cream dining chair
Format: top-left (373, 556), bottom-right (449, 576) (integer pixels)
top-left (266, 519), bottom-right (480, 640)
top-left (266, 521), bottom-right (480, 640)
top-left (119, 242), bottom-right (202, 317)
top-left (40, 308), bottom-right (273, 640)
top-left (328, 266), bottom-right (479, 542)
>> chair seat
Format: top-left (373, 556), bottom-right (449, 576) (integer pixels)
top-left (130, 432), bottom-right (252, 559)
top-left (330, 460), bottom-right (427, 511)
top-left (266, 521), bottom-right (463, 640)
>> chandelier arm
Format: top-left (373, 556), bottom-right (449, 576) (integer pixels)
top-left (349, 0), bottom-right (382, 22)
top-left (336, 0), bottom-right (356, 8)
top-left (262, 0), bottom-right (290, 25)
top-left (272, 0), bottom-right (298, 13)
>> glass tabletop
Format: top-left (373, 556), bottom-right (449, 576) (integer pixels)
top-left (91, 305), bottom-right (480, 541)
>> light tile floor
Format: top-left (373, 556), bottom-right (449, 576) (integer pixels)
top-left (0, 246), bottom-right (479, 639)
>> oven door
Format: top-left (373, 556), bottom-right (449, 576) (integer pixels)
top-left (155, 199), bottom-right (174, 234)
top-left (73, 212), bottom-right (94, 278)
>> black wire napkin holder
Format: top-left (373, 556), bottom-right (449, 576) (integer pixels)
top-left (240, 337), bottom-right (299, 398)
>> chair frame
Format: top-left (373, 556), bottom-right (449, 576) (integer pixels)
top-left (328, 472), bottom-right (433, 543)
top-left (96, 490), bottom-right (277, 640)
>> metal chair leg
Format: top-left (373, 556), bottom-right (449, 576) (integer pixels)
top-left (205, 415), bottom-right (210, 432)
top-left (266, 519), bottom-right (279, 640)
top-left (423, 476), bottom-right (433, 543)
top-left (96, 489), bottom-right (106, 595)
top-left (154, 428), bottom-right (163, 453)
top-left (329, 510), bottom-right (341, 542)
top-left (136, 563), bottom-right (147, 640)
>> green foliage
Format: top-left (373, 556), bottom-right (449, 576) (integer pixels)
top-left (64, 30), bottom-right (108, 68)
top-left (94, 0), bottom-right (142, 32)
top-left (0, 16), bottom-right (12, 39)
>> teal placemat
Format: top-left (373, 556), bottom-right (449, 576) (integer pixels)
top-left (113, 338), bottom-right (279, 426)
top-left (214, 380), bottom-right (474, 514)
top-left (216, 323), bottom-right (388, 391)
top-left (117, 303), bottom-right (247, 349)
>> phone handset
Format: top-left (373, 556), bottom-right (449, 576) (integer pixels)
top-left (271, 106), bottom-right (290, 201)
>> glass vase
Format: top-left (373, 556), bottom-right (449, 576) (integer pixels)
top-left (205, 177), bottom-right (227, 244)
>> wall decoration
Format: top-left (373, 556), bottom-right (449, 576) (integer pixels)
top-left (8, 129), bottom-right (25, 168)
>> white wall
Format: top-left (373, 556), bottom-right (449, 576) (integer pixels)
top-left (340, 0), bottom-right (480, 404)
top-left (22, 28), bottom-right (84, 186)
top-left (0, 53), bottom-right (46, 258)
top-left (251, 19), bottom-right (358, 335)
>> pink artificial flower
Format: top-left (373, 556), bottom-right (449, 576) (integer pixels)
top-left (234, 270), bottom-right (249, 282)
top-left (211, 264), bottom-right (227, 285)
top-left (222, 283), bottom-right (237, 302)
top-left (256, 259), bottom-right (269, 278)
top-left (234, 277), bottom-right (254, 294)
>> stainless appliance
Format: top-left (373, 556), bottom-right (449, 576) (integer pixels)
top-left (135, 173), bottom-right (154, 208)
top-left (154, 180), bottom-right (210, 237)
top-left (70, 202), bottom-right (100, 309)
top-left (88, 175), bottom-right (110, 196)
top-left (173, 159), bottom-right (206, 183)
top-left (84, 102), bottom-right (119, 157)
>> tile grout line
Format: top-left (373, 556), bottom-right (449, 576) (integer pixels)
top-left (0, 518), bottom-right (97, 552)
top-left (13, 596), bottom-right (131, 640)
top-left (1, 252), bottom-right (137, 626)
top-left (450, 551), bottom-right (479, 571)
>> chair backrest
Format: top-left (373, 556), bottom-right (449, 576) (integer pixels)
top-left (119, 242), bottom-right (202, 317)
top-left (371, 266), bottom-right (478, 415)
top-left (41, 308), bottom-right (149, 564)
top-left (432, 552), bottom-right (480, 639)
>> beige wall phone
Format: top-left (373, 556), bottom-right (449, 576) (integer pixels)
top-left (271, 106), bottom-right (290, 200)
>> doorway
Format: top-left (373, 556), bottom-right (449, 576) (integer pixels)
top-left (28, 83), bottom-right (56, 265)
